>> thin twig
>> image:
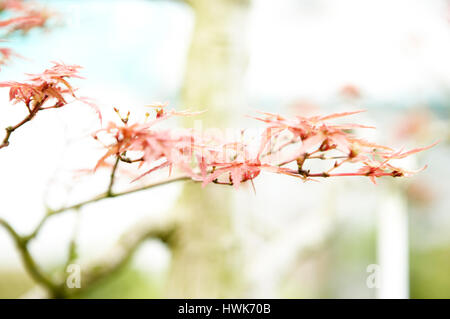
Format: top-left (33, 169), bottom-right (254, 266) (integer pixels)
top-left (50, 175), bottom-right (191, 216)
top-left (0, 101), bottom-right (44, 150)
top-left (119, 154), bottom-right (144, 163)
top-left (308, 155), bottom-right (348, 160)
top-left (106, 156), bottom-right (120, 196)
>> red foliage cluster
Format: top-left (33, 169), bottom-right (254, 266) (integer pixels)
top-left (0, 0), bottom-right (50, 33)
top-left (0, 58), bottom-right (434, 187)
top-left (0, 62), bottom-right (94, 111)
top-left (94, 106), bottom-right (436, 188)
top-left (0, 62), bottom-right (99, 150)
top-left (0, 0), bottom-right (51, 66)
top-left (93, 107), bottom-right (198, 180)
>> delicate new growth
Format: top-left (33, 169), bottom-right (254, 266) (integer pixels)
top-left (94, 106), bottom-right (436, 188)
top-left (0, 59), bottom-right (436, 298)
top-left (93, 107), bottom-right (197, 180)
top-left (0, 62), bottom-right (99, 149)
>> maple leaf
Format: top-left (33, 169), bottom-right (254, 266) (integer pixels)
top-left (0, 62), bottom-right (101, 121)
top-left (93, 109), bottom-right (199, 180)
top-left (92, 107), bottom-right (435, 188)
top-left (378, 141), bottom-right (438, 160)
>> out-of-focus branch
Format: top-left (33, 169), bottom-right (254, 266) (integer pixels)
top-left (64, 212), bottom-right (81, 270)
top-left (67, 219), bottom-right (175, 297)
top-left (0, 158), bottom-right (190, 298)
top-left (18, 174), bottom-right (190, 247)
top-left (0, 218), bottom-right (64, 297)
top-left (19, 219), bottom-right (175, 298)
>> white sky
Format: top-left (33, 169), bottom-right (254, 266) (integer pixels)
top-left (247, 0), bottom-right (450, 103)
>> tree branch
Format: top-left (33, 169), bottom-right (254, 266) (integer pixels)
top-left (51, 175), bottom-right (191, 215)
top-left (65, 219), bottom-right (175, 297)
top-left (0, 101), bottom-right (43, 150)
top-left (0, 218), bottom-right (63, 297)
top-left (0, 174), bottom-right (190, 298)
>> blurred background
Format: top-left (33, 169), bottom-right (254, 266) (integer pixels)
top-left (0, 0), bottom-right (449, 298)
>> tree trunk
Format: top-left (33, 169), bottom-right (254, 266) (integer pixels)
top-left (165, 0), bottom-right (250, 298)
